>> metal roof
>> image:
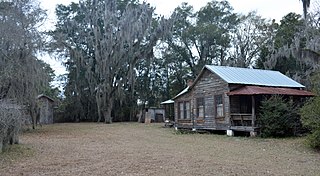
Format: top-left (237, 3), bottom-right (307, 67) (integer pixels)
top-left (160, 99), bottom-right (174, 104)
top-left (205, 65), bottom-right (305, 88)
top-left (172, 86), bottom-right (189, 100)
top-left (227, 86), bottom-right (314, 96)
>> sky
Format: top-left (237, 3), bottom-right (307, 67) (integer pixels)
top-left (41, 0), bottom-right (304, 26)
top-left (39, 0), bottom-right (305, 77)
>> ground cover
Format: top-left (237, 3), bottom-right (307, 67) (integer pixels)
top-left (1, 123), bottom-right (319, 176)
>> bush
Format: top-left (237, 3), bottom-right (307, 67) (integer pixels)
top-left (258, 95), bottom-right (300, 137)
top-left (306, 130), bottom-right (320, 149)
top-left (300, 97), bottom-right (320, 149)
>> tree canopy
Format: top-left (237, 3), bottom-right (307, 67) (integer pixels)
top-left (51, 0), bottom-right (174, 122)
top-left (0, 0), bottom-right (55, 129)
top-left (46, 0), bottom-right (320, 123)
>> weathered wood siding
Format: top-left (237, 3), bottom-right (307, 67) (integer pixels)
top-left (174, 90), bottom-right (193, 128)
top-left (38, 97), bottom-right (54, 124)
top-left (174, 69), bottom-right (234, 130)
top-left (192, 69), bottom-right (230, 130)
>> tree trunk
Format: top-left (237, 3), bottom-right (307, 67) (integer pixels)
top-left (96, 92), bottom-right (102, 122)
top-left (0, 136), bottom-right (3, 153)
top-left (129, 108), bottom-right (133, 122)
top-left (103, 105), bottom-right (113, 123)
top-left (30, 106), bottom-right (36, 130)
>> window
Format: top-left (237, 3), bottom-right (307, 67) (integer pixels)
top-left (197, 98), bottom-right (205, 119)
top-left (215, 95), bottom-right (224, 117)
top-left (185, 102), bottom-right (190, 119)
top-left (179, 102), bottom-right (184, 119)
top-left (178, 101), bottom-right (190, 119)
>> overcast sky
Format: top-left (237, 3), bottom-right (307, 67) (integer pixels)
top-left (39, 0), bottom-right (305, 76)
top-left (41, 0), bottom-right (304, 25)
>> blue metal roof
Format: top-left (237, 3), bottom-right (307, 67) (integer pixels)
top-left (205, 65), bottom-right (305, 88)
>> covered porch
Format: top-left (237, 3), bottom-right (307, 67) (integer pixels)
top-left (227, 86), bottom-right (314, 133)
top-left (229, 95), bottom-right (259, 132)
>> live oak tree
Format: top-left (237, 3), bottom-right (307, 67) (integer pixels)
top-left (161, 0), bottom-right (239, 96)
top-left (194, 0), bottom-right (238, 68)
top-left (52, 0), bottom-right (173, 123)
top-left (0, 0), bottom-right (52, 129)
top-left (257, 9), bottom-right (320, 87)
top-left (0, 0), bottom-right (54, 151)
top-left (229, 12), bottom-right (269, 67)
top-left (265, 13), bottom-right (305, 74)
top-left (299, 2), bottom-right (320, 150)
top-left (301, 0), bottom-right (311, 18)
top-left (155, 3), bottom-right (192, 97)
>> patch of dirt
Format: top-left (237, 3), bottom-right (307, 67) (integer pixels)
top-left (1, 123), bottom-right (320, 176)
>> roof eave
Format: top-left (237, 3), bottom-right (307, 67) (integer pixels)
top-left (172, 86), bottom-right (190, 100)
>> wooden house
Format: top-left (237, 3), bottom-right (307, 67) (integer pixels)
top-left (37, 94), bottom-right (55, 124)
top-left (173, 65), bottom-right (314, 135)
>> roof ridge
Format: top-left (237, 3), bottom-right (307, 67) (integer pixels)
top-left (205, 65), bottom-right (280, 73)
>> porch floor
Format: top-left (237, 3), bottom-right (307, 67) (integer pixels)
top-left (176, 124), bottom-right (259, 132)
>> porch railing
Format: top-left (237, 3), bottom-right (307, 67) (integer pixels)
top-left (177, 119), bottom-right (192, 123)
top-left (230, 113), bottom-right (253, 127)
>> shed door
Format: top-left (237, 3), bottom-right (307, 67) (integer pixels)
top-left (155, 113), bottom-right (163, 122)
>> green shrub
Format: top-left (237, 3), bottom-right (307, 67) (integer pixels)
top-left (258, 95), bottom-right (300, 137)
top-left (306, 130), bottom-right (320, 149)
top-left (300, 97), bottom-right (320, 149)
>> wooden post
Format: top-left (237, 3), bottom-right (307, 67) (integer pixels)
top-left (251, 96), bottom-right (256, 127)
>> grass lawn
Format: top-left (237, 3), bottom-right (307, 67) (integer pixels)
top-left (1, 123), bottom-right (319, 176)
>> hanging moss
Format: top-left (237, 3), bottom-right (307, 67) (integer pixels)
top-left (53, 0), bottom-right (174, 123)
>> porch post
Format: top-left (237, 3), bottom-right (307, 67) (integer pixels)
top-left (251, 96), bottom-right (256, 127)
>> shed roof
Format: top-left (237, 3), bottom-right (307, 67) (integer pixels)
top-left (37, 94), bottom-right (55, 102)
top-left (205, 65), bottom-right (304, 88)
top-left (227, 86), bottom-right (315, 96)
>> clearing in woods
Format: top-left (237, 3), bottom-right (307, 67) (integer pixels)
top-left (1, 123), bottom-right (320, 176)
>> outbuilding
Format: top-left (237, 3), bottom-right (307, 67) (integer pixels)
top-left (138, 107), bottom-right (166, 123)
top-left (37, 94), bottom-right (55, 124)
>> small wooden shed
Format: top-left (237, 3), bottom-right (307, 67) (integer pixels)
top-left (37, 94), bottom-right (55, 124)
top-left (173, 65), bottom-right (314, 134)
top-left (139, 107), bottom-right (165, 123)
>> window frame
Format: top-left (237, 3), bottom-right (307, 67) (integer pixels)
top-left (196, 97), bottom-right (205, 119)
top-left (178, 101), bottom-right (191, 119)
top-left (215, 94), bottom-right (224, 118)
